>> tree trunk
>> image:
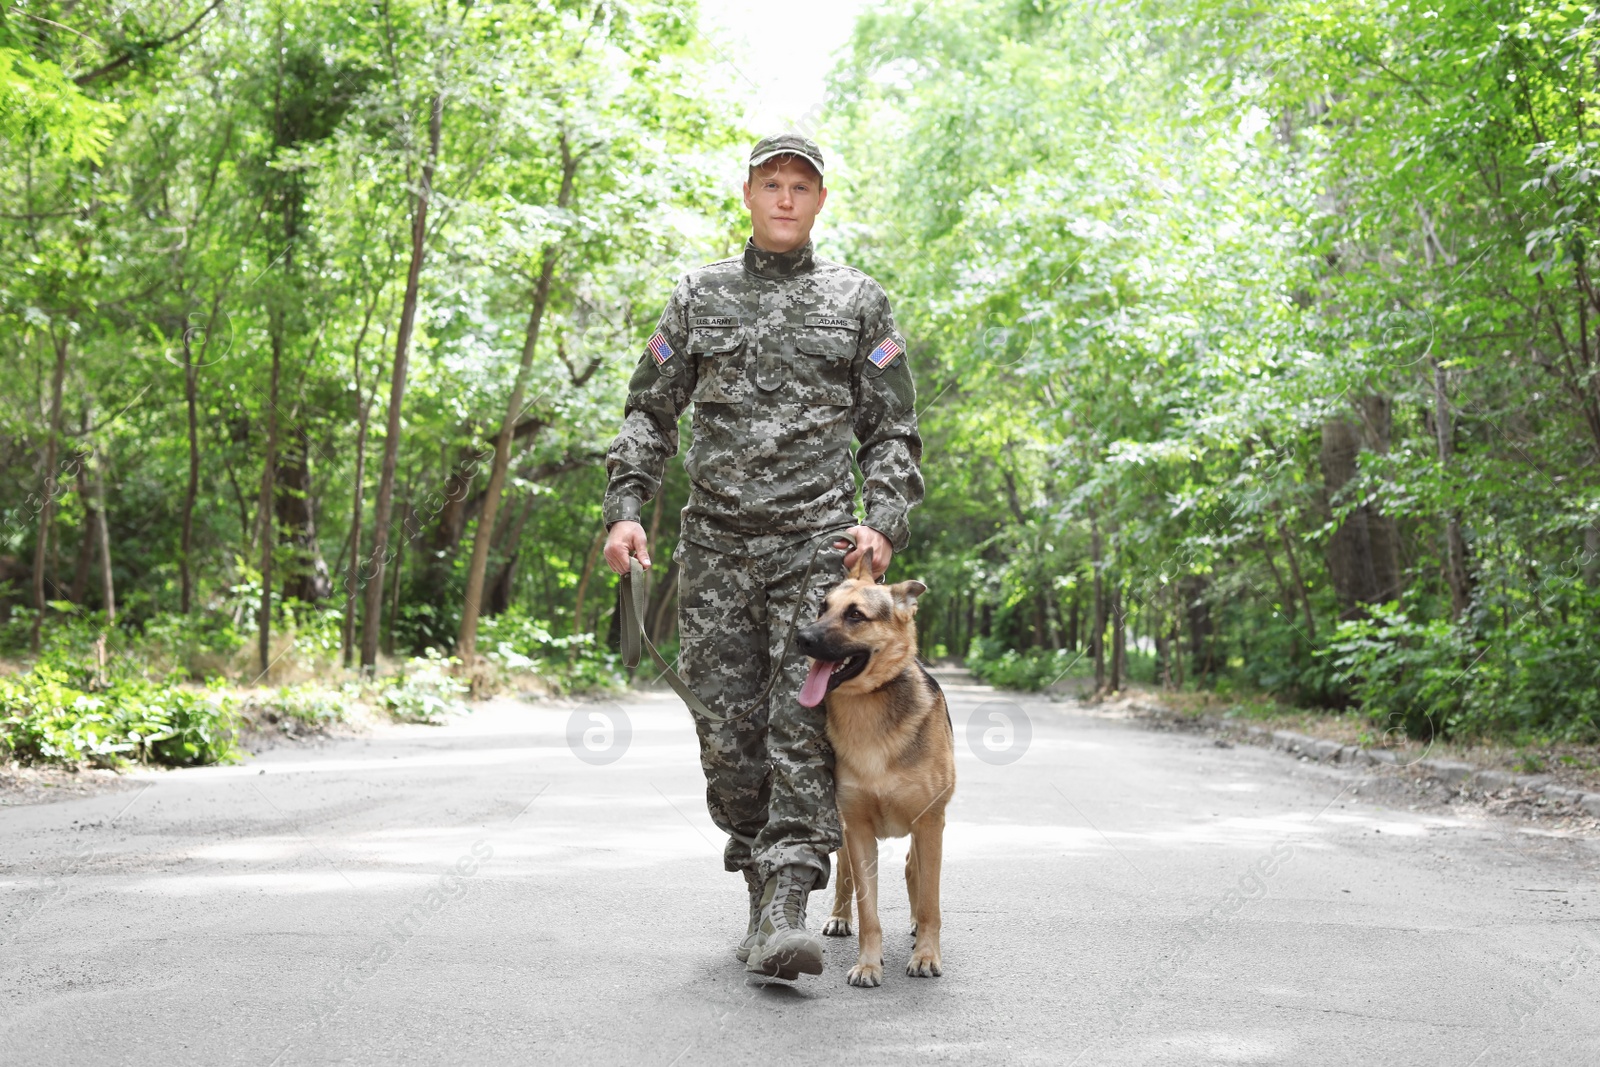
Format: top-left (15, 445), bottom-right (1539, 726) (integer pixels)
top-left (1272, 515), bottom-right (1316, 641)
top-left (1432, 360), bottom-right (1473, 618)
top-left (1171, 617), bottom-right (1184, 688)
top-left (93, 452), bottom-right (115, 624)
top-left (487, 489), bottom-right (539, 617)
top-left (1204, 597), bottom-right (1220, 685)
top-left (179, 310), bottom-right (205, 614)
top-left (1256, 534), bottom-right (1299, 659)
top-left (457, 136), bottom-right (579, 664)
top-left (603, 592), bottom-right (621, 654)
top-left (1183, 575), bottom-right (1211, 667)
top-left (1109, 583), bottom-right (1125, 692)
top-left (275, 429), bottom-right (332, 603)
top-left (362, 91), bottom-right (443, 672)
top-left (964, 593), bottom-right (975, 656)
top-left (1320, 417), bottom-right (1380, 618)
top-left (1586, 522), bottom-right (1600, 589)
top-left (1090, 506), bottom-right (1105, 692)
top-left (385, 498), bottom-right (410, 659)
top-left (648, 554), bottom-right (680, 644)
top-left (31, 331), bottom-right (70, 651)
top-left (1356, 394), bottom-right (1403, 603)
top-left (486, 551), bottom-right (520, 618)
top-left (341, 305), bottom-right (379, 668)
top-left (1155, 621), bottom-right (1168, 689)
top-left (256, 314), bottom-right (282, 675)
top-left (571, 530), bottom-right (605, 637)
top-left (423, 452), bottom-right (475, 590)
top-left (70, 455), bottom-right (93, 604)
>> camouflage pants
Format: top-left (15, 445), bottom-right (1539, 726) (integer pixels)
top-left (676, 535), bottom-right (848, 889)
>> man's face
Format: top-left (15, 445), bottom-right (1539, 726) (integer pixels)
top-left (743, 155), bottom-right (827, 254)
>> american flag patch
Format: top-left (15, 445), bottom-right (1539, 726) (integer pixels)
top-left (868, 336), bottom-right (903, 368)
top-left (647, 331), bottom-right (674, 366)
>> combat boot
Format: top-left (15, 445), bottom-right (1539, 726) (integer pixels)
top-left (735, 867), bottom-right (763, 962)
top-left (744, 865), bottom-right (824, 980)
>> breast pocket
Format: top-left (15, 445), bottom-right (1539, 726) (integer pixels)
top-left (688, 326), bottom-right (747, 404)
top-left (790, 326), bottom-right (856, 406)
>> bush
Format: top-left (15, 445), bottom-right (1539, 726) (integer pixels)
top-left (1323, 596), bottom-right (1600, 743)
top-left (477, 609), bottom-right (625, 694)
top-left (380, 649), bottom-right (469, 723)
top-left (392, 600), bottom-right (459, 657)
top-left (137, 609), bottom-right (246, 679)
top-left (0, 664), bottom-right (240, 766)
top-left (965, 636), bottom-right (1086, 691)
top-left (1322, 605), bottom-right (1464, 740)
top-left (0, 607), bottom-right (36, 656)
top-left (22, 596), bottom-right (347, 685)
top-left (251, 683), bottom-right (351, 734)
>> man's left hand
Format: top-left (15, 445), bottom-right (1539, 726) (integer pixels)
top-left (838, 525), bottom-right (893, 580)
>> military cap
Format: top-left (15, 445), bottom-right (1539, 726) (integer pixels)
top-left (748, 133), bottom-right (825, 176)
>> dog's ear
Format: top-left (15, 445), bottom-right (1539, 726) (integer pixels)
top-left (848, 546), bottom-right (876, 582)
top-left (891, 579), bottom-right (927, 617)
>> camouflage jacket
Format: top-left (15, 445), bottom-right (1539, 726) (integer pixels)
top-left (603, 239), bottom-right (923, 555)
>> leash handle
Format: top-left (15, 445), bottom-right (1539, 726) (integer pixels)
top-left (617, 529), bottom-right (856, 725)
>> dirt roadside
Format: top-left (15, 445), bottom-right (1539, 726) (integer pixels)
top-left (1082, 687), bottom-right (1600, 837)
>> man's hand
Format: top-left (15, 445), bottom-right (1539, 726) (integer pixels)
top-left (604, 520), bottom-right (650, 575)
top-left (838, 525), bottom-right (892, 579)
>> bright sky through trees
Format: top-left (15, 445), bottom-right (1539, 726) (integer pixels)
top-left (697, 0), bottom-right (872, 157)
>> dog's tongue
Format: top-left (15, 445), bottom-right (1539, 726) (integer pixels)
top-left (798, 660), bottom-right (837, 708)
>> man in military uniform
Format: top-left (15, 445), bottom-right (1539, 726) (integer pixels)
top-left (601, 134), bottom-right (922, 980)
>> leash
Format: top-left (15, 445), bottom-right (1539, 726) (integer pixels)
top-left (617, 529), bottom-right (856, 725)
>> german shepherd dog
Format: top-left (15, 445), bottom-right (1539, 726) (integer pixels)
top-left (795, 550), bottom-right (956, 987)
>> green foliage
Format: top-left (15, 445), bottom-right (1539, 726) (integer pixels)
top-left (378, 649), bottom-right (469, 724)
top-left (252, 683), bottom-right (350, 732)
top-left (1323, 605), bottom-right (1468, 741)
top-left (0, 608), bottom-right (35, 657)
top-left (477, 609), bottom-right (625, 695)
top-left (0, 664), bottom-right (239, 766)
top-left (18, 601), bottom-right (346, 685)
top-left (140, 609), bottom-right (248, 679)
top-left (476, 609), bottom-right (558, 672)
top-left (0, 0), bottom-right (747, 692)
top-left (0, 28), bottom-right (122, 161)
top-left (142, 611), bottom-right (247, 659)
top-left (392, 601), bottom-right (457, 658)
top-left (817, 0), bottom-right (1600, 740)
top-left (1326, 592), bottom-right (1600, 743)
top-left (965, 637), bottom-right (1087, 692)
top-left (3, 0), bottom-right (1597, 749)
top-left (547, 633), bottom-right (627, 695)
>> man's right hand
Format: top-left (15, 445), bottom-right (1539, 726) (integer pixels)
top-left (604, 520), bottom-right (651, 575)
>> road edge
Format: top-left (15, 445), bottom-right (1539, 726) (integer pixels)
top-left (1124, 699), bottom-right (1600, 820)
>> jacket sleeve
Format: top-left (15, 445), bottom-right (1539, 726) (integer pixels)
top-left (852, 283), bottom-right (924, 552)
top-left (603, 277), bottom-right (696, 527)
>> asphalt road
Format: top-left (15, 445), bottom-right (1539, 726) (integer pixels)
top-left (2, 675), bottom-right (1597, 1066)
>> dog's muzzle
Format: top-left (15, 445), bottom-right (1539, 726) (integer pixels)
top-left (796, 624), bottom-right (871, 707)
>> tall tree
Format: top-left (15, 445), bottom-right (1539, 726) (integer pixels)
top-left (361, 89), bottom-right (441, 671)
top-left (456, 135), bottom-right (578, 664)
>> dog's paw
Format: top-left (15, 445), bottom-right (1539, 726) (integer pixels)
top-left (846, 961), bottom-right (883, 987)
top-left (906, 950), bottom-right (942, 978)
top-left (822, 917), bottom-right (852, 937)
